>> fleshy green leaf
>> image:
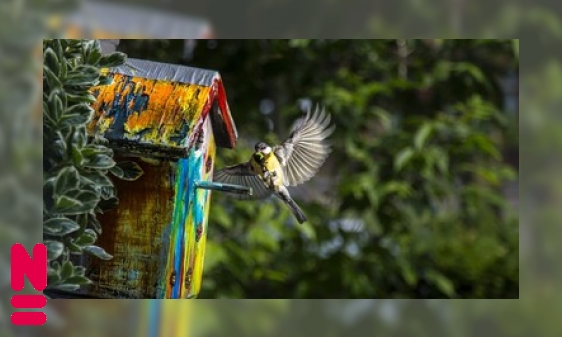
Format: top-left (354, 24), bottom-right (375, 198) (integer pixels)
top-left (65, 275), bottom-right (93, 285)
top-left (73, 266), bottom-right (86, 276)
top-left (110, 161), bottom-right (144, 181)
top-left (44, 47), bottom-right (61, 77)
top-left (98, 52), bottom-right (127, 68)
top-left (55, 166), bottom-right (80, 195)
top-left (54, 190), bottom-right (100, 215)
top-left (45, 240), bottom-right (64, 262)
top-left (60, 260), bottom-right (74, 280)
top-left (43, 217), bottom-right (80, 236)
top-left (65, 92), bottom-right (97, 104)
top-left (60, 103), bottom-right (94, 127)
top-left (53, 195), bottom-right (83, 214)
top-left (87, 41), bottom-right (102, 65)
top-left (81, 171), bottom-right (113, 187)
top-left (75, 229), bottom-right (97, 246)
top-left (48, 269), bottom-right (61, 285)
top-left (53, 284), bottom-right (80, 291)
top-left (83, 154), bottom-right (115, 169)
top-left (65, 66), bottom-right (100, 86)
top-left (83, 245), bottom-right (113, 260)
top-left (65, 238), bottom-right (83, 254)
top-left (44, 65), bottom-right (63, 89)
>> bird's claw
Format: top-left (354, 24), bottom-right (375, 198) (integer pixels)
top-left (263, 170), bottom-right (277, 180)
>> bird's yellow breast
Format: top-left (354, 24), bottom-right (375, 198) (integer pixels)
top-left (250, 152), bottom-right (284, 187)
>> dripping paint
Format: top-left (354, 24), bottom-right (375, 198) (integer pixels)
top-left (89, 72), bottom-right (211, 152)
top-left (162, 118), bottom-right (215, 299)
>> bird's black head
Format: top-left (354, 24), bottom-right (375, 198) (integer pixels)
top-left (254, 142), bottom-right (272, 155)
top-left (255, 142), bottom-right (268, 152)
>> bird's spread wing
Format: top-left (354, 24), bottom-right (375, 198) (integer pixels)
top-left (213, 162), bottom-right (272, 200)
top-left (274, 106), bottom-right (335, 186)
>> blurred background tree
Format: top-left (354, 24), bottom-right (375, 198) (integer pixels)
top-left (117, 39), bottom-right (518, 299)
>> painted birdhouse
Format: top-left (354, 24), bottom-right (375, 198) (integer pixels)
top-left (68, 58), bottom-right (247, 299)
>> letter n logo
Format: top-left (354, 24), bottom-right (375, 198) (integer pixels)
top-left (10, 243), bottom-right (48, 326)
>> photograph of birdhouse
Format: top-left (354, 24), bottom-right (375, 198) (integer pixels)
top-left (43, 39), bottom-right (518, 299)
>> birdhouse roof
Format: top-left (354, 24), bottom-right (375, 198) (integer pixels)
top-left (88, 58), bottom-right (238, 159)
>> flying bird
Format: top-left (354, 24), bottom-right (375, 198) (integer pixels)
top-left (213, 106), bottom-right (335, 224)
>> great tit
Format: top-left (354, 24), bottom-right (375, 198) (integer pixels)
top-left (213, 106), bottom-right (335, 224)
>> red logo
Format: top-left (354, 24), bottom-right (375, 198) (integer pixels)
top-left (10, 243), bottom-right (48, 326)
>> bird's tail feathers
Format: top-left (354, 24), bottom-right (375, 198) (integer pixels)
top-left (278, 188), bottom-right (307, 224)
top-left (285, 198), bottom-right (308, 224)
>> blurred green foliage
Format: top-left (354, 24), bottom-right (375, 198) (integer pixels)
top-left (119, 39), bottom-right (518, 299)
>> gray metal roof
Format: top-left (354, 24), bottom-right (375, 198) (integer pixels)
top-left (111, 58), bottom-right (219, 86)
